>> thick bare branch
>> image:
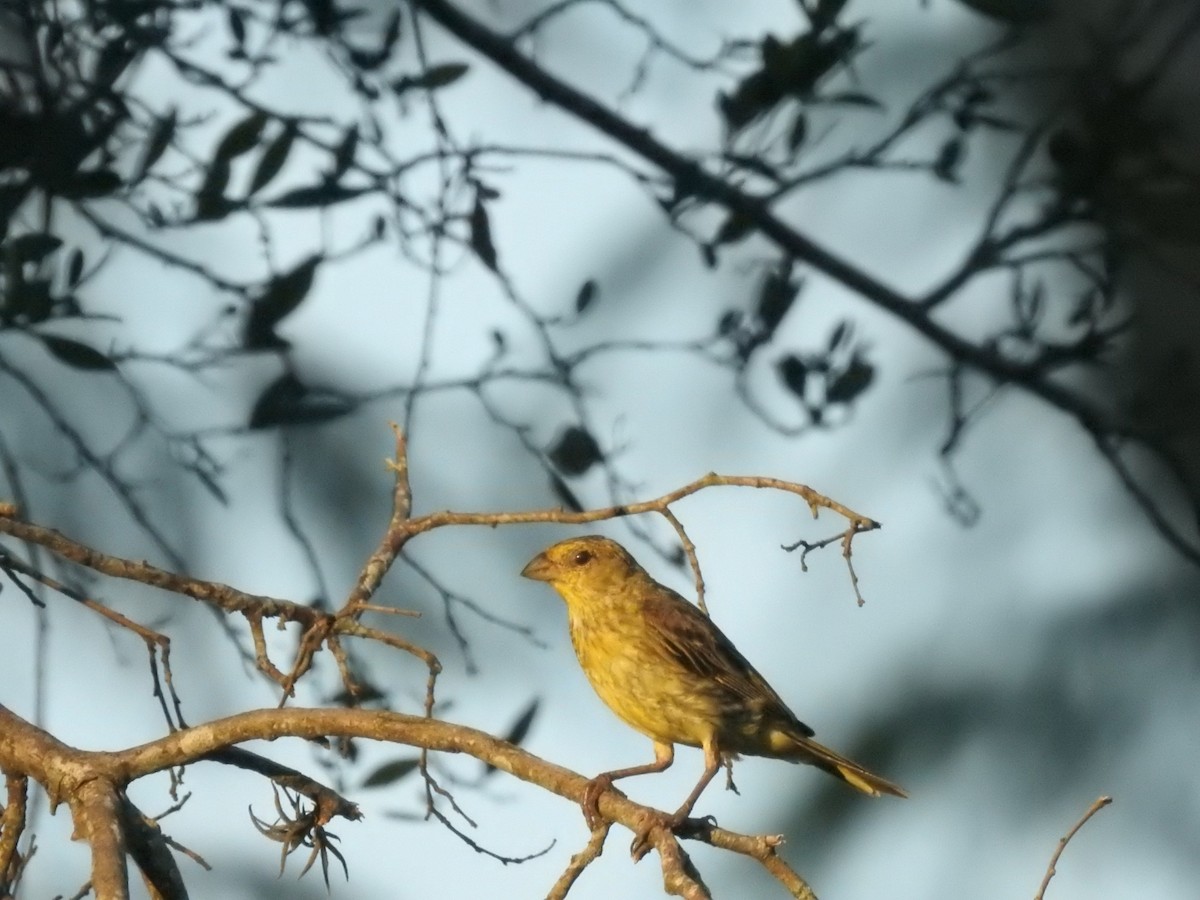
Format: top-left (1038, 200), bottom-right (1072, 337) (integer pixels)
top-left (0, 703), bottom-right (818, 898)
top-left (0, 774), bottom-right (28, 887)
top-left (69, 779), bottom-right (128, 900)
top-left (117, 795), bottom-right (190, 900)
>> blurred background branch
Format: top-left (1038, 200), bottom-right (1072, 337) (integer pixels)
top-left (2, 0), bottom-right (1199, 896)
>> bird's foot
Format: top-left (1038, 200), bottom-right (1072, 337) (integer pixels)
top-left (628, 810), bottom-right (718, 861)
top-left (581, 774), bottom-right (617, 831)
top-left (724, 758), bottom-right (739, 795)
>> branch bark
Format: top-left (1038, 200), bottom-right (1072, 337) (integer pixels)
top-left (69, 779), bottom-right (128, 900)
top-left (0, 773), bottom-right (28, 887)
top-left (118, 795), bottom-right (191, 900)
top-left (0, 454), bottom-right (863, 898)
top-left (0, 703), bottom-right (816, 898)
top-left (1034, 796), bottom-right (1112, 900)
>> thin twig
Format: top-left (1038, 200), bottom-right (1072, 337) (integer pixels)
top-left (1034, 795), bottom-right (1113, 900)
top-left (659, 506), bottom-right (707, 614)
top-left (546, 824), bottom-right (610, 900)
top-left (0, 550), bottom-right (186, 728)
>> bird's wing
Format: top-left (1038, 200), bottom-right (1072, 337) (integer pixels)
top-left (640, 586), bottom-right (815, 738)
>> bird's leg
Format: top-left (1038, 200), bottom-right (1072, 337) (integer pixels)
top-left (669, 739), bottom-right (721, 825)
top-left (582, 742), bottom-right (674, 830)
top-left (629, 741), bottom-right (721, 862)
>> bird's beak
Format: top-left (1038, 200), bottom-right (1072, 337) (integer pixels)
top-left (520, 552), bottom-right (556, 582)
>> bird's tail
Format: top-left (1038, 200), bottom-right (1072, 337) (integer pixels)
top-left (781, 733), bottom-right (907, 798)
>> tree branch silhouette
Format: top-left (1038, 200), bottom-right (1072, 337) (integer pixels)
top-left (407, 0), bottom-right (1199, 564)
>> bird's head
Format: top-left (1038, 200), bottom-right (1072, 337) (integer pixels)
top-left (520, 535), bottom-right (642, 602)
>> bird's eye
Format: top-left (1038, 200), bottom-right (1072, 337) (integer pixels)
top-left (572, 549), bottom-right (592, 566)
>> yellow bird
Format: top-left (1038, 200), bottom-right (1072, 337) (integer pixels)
top-left (521, 535), bottom-right (905, 831)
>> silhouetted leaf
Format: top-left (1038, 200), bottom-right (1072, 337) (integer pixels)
top-left (95, 37), bottom-right (135, 88)
top-left (65, 249), bottom-right (85, 286)
top-left (505, 699), bottom-right (540, 746)
top-left (826, 351), bottom-right (875, 403)
top-left (756, 265), bottom-right (799, 337)
top-left (227, 6), bottom-right (246, 46)
top-left (718, 69), bottom-right (778, 133)
top-left (575, 279), bottom-right (598, 314)
top-left (215, 111), bottom-right (268, 163)
top-left (134, 108), bottom-right (177, 182)
top-left (248, 123), bottom-right (296, 195)
top-left (663, 546), bottom-right (686, 570)
top-left (347, 45), bottom-right (384, 71)
top-left (549, 473), bottom-right (584, 512)
top-left (827, 319), bottom-right (852, 352)
top-left (380, 9), bottom-right (402, 58)
top-left (810, 28), bottom-right (861, 92)
top-left (761, 31), bottom-right (849, 101)
top-left (422, 62), bottom-right (469, 88)
top-left (485, 699), bottom-right (541, 776)
top-left (194, 157), bottom-right (231, 220)
top-left (8, 233), bottom-right (63, 264)
top-left (303, 0), bottom-right (339, 35)
top-left (244, 255), bottom-right (322, 349)
top-left (329, 125), bottom-right (359, 182)
top-left (717, 309), bottom-right (742, 337)
top-left (777, 354), bottom-right (808, 398)
top-left (60, 170), bottom-right (122, 200)
top-left (734, 331), bottom-right (762, 363)
top-left (823, 91), bottom-right (883, 109)
top-left (715, 212), bottom-right (753, 246)
top-left (933, 137), bottom-right (964, 183)
top-left (194, 196), bottom-right (234, 222)
top-left (266, 183), bottom-right (369, 209)
top-left (810, 0), bottom-right (851, 31)
top-left (548, 426), bottom-right (602, 476)
top-left (390, 63), bottom-right (469, 95)
top-left (787, 112), bottom-right (808, 152)
top-left (361, 757), bottom-right (420, 788)
top-left (470, 194), bottom-right (498, 270)
top-left (329, 681), bottom-right (387, 707)
top-left (9, 278), bottom-right (53, 323)
top-left (40, 335), bottom-right (116, 371)
top-left (248, 372), bottom-right (354, 428)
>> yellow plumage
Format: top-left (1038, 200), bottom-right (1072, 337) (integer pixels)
top-left (521, 534), bottom-right (905, 829)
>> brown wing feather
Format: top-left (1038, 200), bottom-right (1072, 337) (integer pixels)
top-left (639, 585), bottom-right (815, 738)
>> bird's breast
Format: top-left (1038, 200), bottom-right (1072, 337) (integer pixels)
top-left (567, 605), bottom-right (718, 747)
